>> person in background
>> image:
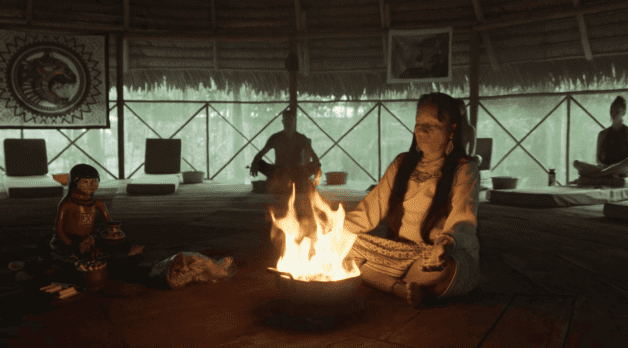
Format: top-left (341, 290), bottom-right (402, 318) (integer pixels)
top-left (342, 92), bottom-right (481, 308)
top-left (573, 96), bottom-right (628, 178)
top-left (249, 108), bottom-right (321, 193)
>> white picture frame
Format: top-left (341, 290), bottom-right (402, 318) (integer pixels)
top-left (387, 27), bottom-right (453, 84)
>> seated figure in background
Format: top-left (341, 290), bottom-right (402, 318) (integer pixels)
top-left (573, 96), bottom-right (628, 178)
top-left (249, 109), bottom-right (321, 194)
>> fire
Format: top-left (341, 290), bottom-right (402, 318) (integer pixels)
top-left (270, 170), bottom-right (360, 282)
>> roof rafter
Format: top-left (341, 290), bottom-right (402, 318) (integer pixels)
top-left (572, 0), bottom-right (593, 61)
top-left (295, 0), bottom-right (309, 76)
top-left (472, 0), bottom-right (500, 71)
top-left (379, 0), bottom-right (390, 67)
top-left (475, 1), bottom-right (628, 31)
top-left (212, 0), bottom-right (218, 70)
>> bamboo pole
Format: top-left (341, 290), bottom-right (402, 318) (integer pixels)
top-left (469, 29), bottom-right (480, 130)
top-left (116, 33), bottom-right (125, 180)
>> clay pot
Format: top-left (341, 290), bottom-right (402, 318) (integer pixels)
top-left (83, 265), bottom-right (108, 292)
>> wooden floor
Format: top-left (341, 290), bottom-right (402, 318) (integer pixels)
top-left (1, 181), bottom-right (628, 347)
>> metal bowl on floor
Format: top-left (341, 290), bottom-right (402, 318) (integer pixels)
top-left (267, 267), bottom-right (361, 315)
top-left (491, 176), bottom-right (519, 190)
top-left (325, 172), bottom-right (348, 185)
top-left (182, 171), bottom-right (204, 184)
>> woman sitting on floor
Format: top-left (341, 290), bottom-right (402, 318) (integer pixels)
top-left (573, 96), bottom-right (628, 178)
top-left (343, 92), bottom-right (481, 308)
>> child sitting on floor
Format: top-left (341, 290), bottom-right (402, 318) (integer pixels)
top-left (50, 164), bottom-right (143, 266)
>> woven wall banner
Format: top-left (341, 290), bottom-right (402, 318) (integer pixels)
top-left (0, 29), bottom-right (109, 129)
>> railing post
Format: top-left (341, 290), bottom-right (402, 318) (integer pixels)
top-left (566, 95), bottom-right (571, 184)
top-left (116, 32), bottom-right (125, 180)
top-left (378, 101), bottom-right (382, 180)
top-left (206, 103), bottom-right (210, 180)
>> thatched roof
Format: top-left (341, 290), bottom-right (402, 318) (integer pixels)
top-left (2, 0), bottom-right (628, 98)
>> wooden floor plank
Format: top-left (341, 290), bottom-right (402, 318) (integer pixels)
top-left (386, 290), bottom-right (513, 348)
top-left (479, 295), bottom-right (574, 348)
top-left (476, 251), bottom-right (546, 295)
top-left (7, 293), bottom-right (128, 348)
top-left (328, 336), bottom-right (413, 348)
top-left (555, 250), bottom-right (628, 293)
top-left (563, 296), bottom-right (628, 348)
top-left (344, 286), bottom-right (422, 341)
top-left (216, 329), bottom-right (364, 348)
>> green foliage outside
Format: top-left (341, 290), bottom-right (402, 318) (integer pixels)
top-left (0, 76), bottom-right (626, 187)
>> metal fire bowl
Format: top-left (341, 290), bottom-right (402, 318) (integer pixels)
top-left (267, 267), bottom-right (361, 311)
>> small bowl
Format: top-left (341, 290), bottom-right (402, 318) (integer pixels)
top-left (491, 176), bottom-right (519, 190)
top-left (52, 173), bottom-right (68, 185)
top-left (182, 171), bottom-right (204, 184)
top-left (8, 261), bottom-right (25, 271)
top-left (325, 172), bottom-right (348, 185)
top-left (105, 231), bottom-right (125, 245)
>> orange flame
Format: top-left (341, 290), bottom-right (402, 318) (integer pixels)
top-left (270, 169), bottom-right (360, 282)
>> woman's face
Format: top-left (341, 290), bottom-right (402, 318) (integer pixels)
top-left (415, 103), bottom-right (456, 160)
top-left (75, 178), bottom-right (99, 195)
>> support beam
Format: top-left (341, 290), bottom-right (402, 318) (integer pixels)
top-left (379, 0), bottom-right (389, 66)
top-left (299, 11), bottom-right (309, 76)
top-left (123, 0), bottom-right (130, 30)
top-left (123, 37), bottom-right (129, 74)
top-left (472, 0), bottom-right (500, 71)
top-left (474, 1), bottom-right (628, 32)
top-left (116, 33), bottom-right (125, 180)
top-left (211, 0), bottom-right (218, 70)
top-left (26, 0), bottom-right (33, 24)
top-left (572, 0), bottom-right (593, 61)
top-left (469, 30), bottom-right (480, 131)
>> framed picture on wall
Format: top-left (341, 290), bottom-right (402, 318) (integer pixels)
top-left (387, 27), bottom-right (453, 84)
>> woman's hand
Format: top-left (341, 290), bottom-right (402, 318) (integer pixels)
top-left (422, 237), bottom-right (453, 272)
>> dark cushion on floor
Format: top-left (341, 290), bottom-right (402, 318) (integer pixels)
top-left (3, 139), bottom-right (49, 176)
top-left (576, 176), bottom-right (626, 188)
top-left (603, 200), bottom-right (628, 220)
top-left (126, 183), bottom-right (176, 195)
top-left (7, 186), bottom-right (63, 198)
top-left (145, 139), bottom-right (181, 174)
